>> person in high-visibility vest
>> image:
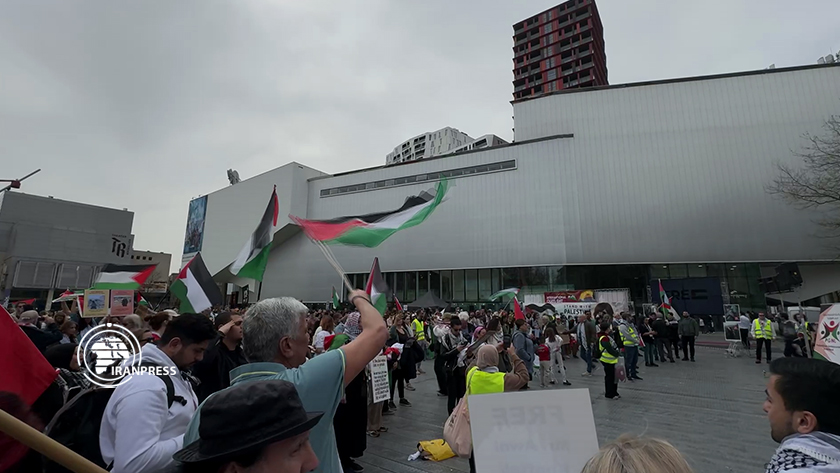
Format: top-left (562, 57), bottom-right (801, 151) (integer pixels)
top-left (598, 321), bottom-right (621, 400)
top-left (465, 344), bottom-right (530, 473)
top-left (751, 312), bottom-right (775, 364)
top-left (412, 313), bottom-right (428, 374)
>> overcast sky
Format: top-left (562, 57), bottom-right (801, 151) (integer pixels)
top-left (1, 0), bottom-right (836, 273)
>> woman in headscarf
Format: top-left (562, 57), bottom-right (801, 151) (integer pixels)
top-left (465, 344), bottom-right (530, 473)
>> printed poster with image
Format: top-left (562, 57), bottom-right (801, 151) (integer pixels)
top-left (814, 304), bottom-right (840, 365)
top-left (110, 290), bottom-right (135, 316)
top-left (83, 289), bottom-right (110, 318)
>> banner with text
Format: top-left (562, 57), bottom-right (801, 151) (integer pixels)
top-left (369, 355), bottom-right (390, 403)
top-left (544, 290), bottom-right (596, 304)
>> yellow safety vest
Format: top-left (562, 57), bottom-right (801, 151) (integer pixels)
top-left (413, 319), bottom-right (426, 341)
top-left (754, 319), bottom-right (773, 339)
top-left (622, 326), bottom-right (638, 346)
top-left (466, 367), bottom-right (504, 395)
top-left (599, 336), bottom-right (618, 364)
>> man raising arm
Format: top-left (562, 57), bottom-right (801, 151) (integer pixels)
top-left (341, 290), bottom-right (389, 385)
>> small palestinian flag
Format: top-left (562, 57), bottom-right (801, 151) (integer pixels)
top-left (92, 264), bottom-right (156, 290)
top-left (52, 290), bottom-right (84, 304)
top-left (135, 292), bottom-right (149, 307)
top-left (394, 294), bottom-right (403, 312)
top-left (658, 279), bottom-right (671, 319)
top-left (171, 253), bottom-right (223, 313)
top-left (291, 178), bottom-right (449, 248)
top-left (231, 187), bottom-right (279, 281)
top-left (332, 286), bottom-right (340, 310)
top-left (364, 257), bottom-right (388, 315)
top-left (489, 288), bottom-right (519, 301)
top-left (513, 296), bottom-right (526, 321)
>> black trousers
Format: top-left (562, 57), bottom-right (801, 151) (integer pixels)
top-left (680, 336), bottom-right (695, 360)
top-left (390, 368), bottom-right (406, 401)
top-left (670, 338), bottom-right (681, 358)
top-left (434, 355), bottom-right (448, 395)
top-left (603, 361), bottom-right (618, 398)
top-left (756, 338), bottom-right (772, 361)
top-left (656, 338), bottom-right (674, 362)
top-left (740, 328), bottom-right (751, 349)
top-left (446, 366), bottom-right (466, 415)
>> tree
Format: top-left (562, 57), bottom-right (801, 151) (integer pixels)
top-left (768, 115), bottom-right (840, 241)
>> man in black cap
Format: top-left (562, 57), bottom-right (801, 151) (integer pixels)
top-left (174, 379), bottom-right (321, 473)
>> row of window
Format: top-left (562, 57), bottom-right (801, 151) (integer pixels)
top-left (131, 255), bottom-right (154, 261)
top-left (344, 263), bottom-right (770, 313)
top-left (320, 160), bottom-right (516, 197)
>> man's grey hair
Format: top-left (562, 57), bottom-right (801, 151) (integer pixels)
top-left (242, 297), bottom-right (307, 362)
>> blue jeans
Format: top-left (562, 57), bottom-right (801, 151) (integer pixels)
top-left (580, 344), bottom-right (593, 373)
top-left (625, 346), bottom-right (639, 378)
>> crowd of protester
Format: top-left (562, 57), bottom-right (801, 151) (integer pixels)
top-left (1, 296), bottom-right (838, 473)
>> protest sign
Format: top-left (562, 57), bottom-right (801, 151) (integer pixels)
top-left (724, 321), bottom-right (741, 342)
top-left (83, 290), bottom-right (109, 318)
top-left (555, 302), bottom-right (596, 317)
top-left (110, 290), bottom-right (134, 316)
top-left (814, 304), bottom-right (840, 365)
top-left (468, 388), bottom-right (599, 473)
top-left (369, 355), bottom-right (390, 403)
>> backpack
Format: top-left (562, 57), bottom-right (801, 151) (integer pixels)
top-left (592, 337), bottom-right (604, 360)
top-left (43, 361), bottom-right (186, 472)
top-left (782, 321), bottom-right (797, 341)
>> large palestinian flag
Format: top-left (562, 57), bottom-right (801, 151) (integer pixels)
top-left (92, 264), bottom-right (156, 290)
top-left (231, 187), bottom-right (279, 281)
top-left (291, 178), bottom-right (449, 247)
top-left (171, 253), bottom-right (223, 313)
top-left (489, 288), bottom-right (519, 301)
top-left (365, 257), bottom-right (388, 315)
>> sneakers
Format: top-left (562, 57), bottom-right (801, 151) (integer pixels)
top-left (405, 383), bottom-right (416, 391)
top-left (650, 363), bottom-right (659, 367)
top-left (399, 398), bottom-right (412, 406)
top-left (682, 358), bottom-right (689, 361)
top-left (417, 369), bottom-right (426, 374)
top-left (343, 459), bottom-right (364, 472)
top-left (691, 359), bottom-right (695, 362)
top-left (632, 376), bottom-right (643, 381)
top-left (437, 391), bottom-right (447, 397)
top-left (581, 372), bottom-right (592, 377)
top-left (563, 380), bottom-right (572, 386)
top-left (756, 360), bottom-right (762, 364)
top-left (389, 401), bottom-right (397, 409)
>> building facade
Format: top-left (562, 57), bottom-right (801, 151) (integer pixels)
top-left (451, 134), bottom-right (509, 155)
top-left (0, 192), bottom-right (134, 305)
top-left (130, 250), bottom-right (172, 294)
top-left (513, 0), bottom-right (608, 101)
top-left (192, 64), bottom-right (840, 313)
top-left (385, 127), bottom-right (474, 165)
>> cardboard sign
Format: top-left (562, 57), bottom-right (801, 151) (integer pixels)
top-left (724, 321), bottom-right (741, 342)
top-left (369, 355), bottom-right (390, 404)
top-left (468, 388), bottom-right (599, 473)
top-left (814, 304), bottom-right (840, 365)
top-left (83, 290), bottom-right (109, 318)
top-left (110, 290), bottom-right (134, 316)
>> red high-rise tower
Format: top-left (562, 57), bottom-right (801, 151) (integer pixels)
top-left (512, 0), bottom-right (608, 100)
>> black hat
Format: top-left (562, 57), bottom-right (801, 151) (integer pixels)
top-left (174, 379), bottom-right (323, 464)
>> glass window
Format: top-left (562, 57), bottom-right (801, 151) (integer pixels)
top-left (405, 272), bottom-right (416, 302)
top-left (394, 272), bottom-right (405, 302)
top-left (688, 264), bottom-right (707, 278)
top-left (441, 270), bottom-right (452, 301)
top-left (452, 270), bottom-right (465, 302)
top-left (465, 269), bottom-right (478, 301)
top-left (547, 69), bottom-right (557, 80)
top-left (669, 264), bottom-right (688, 279)
top-left (430, 271), bottom-right (441, 298)
top-left (545, 22), bottom-right (552, 33)
top-left (502, 268), bottom-right (520, 288)
top-left (478, 269), bottom-right (492, 300)
top-left (491, 268), bottom-right (501, 293)
top-left (418, 271), bottom-right (429, 295)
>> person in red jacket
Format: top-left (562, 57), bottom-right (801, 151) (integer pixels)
top-left (536, 341), bottom-right (555, 387)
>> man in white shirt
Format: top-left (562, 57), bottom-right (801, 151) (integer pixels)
top-left (100, 313), bottom-right (217, 473)
top-left (739, 313), bottom-right (752, 350)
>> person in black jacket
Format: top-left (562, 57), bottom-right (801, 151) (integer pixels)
top-left (191, 312), bottom-right (248, 402)
top-left (17, 311), bottom-right (62, 354)
top-left (652, 313), bottom-right (675, 363)
top-left (440, 317), bottom-right (468, 415)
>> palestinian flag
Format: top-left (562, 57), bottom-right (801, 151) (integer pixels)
top-left (92, 264), bottom-right (156, 290)
top-left (52, 290), bottom-right (84, 303)
top-left (489, 288), bottom-right (519, 301)
top-left (394, 294), bottom-right (403, 312)
top-left (291, 178), bottom-right (449, 248)
top-left (513, 296), bottom-right (526, 321)
top-left (332, 286), bottom-right (340, 310)
top-left (231, 187), bottom-right (279, 281)
top-left (364, 257), bottom-right (388, 315)
top-left (13, 298), bottom-right (36, 306)
top-left (658, 279), bottom-right (672, 318)
top-left (135, 292), bottom-right (149, 306)
top-left (171, 253), bottom-right (223, 313)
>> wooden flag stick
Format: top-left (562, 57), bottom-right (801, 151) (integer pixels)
top-left (0, 408), bottom-right (108, 473)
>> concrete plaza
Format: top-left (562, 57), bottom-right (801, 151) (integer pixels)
top-left (358, 340), bottom-right (779, 473)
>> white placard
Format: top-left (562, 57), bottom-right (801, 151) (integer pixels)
top-left (369, 355), bottom-right (390, 404)
top-left (468, 388), bottom-right (599, 473)
top-left (555, 302), bottom-right (596, 316)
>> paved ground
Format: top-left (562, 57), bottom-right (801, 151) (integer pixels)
top-left (358, 336), bottom-right (780, 473)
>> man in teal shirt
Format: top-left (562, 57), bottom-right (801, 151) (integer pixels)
top-left (184, 290), bottom-right (388, 473)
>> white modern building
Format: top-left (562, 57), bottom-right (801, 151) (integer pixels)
top-left (385, 127), bottom-right (475, 165)
top-left (188, 63), bottom-right (840, 313)
top-left (451, 134), bottom-right (509, 155)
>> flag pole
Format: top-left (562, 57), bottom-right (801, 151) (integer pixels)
top-left (0, 409), bottom-right (108, 473)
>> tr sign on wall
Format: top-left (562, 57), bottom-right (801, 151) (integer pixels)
top-left (651, 277), bottom-right (724, 316)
